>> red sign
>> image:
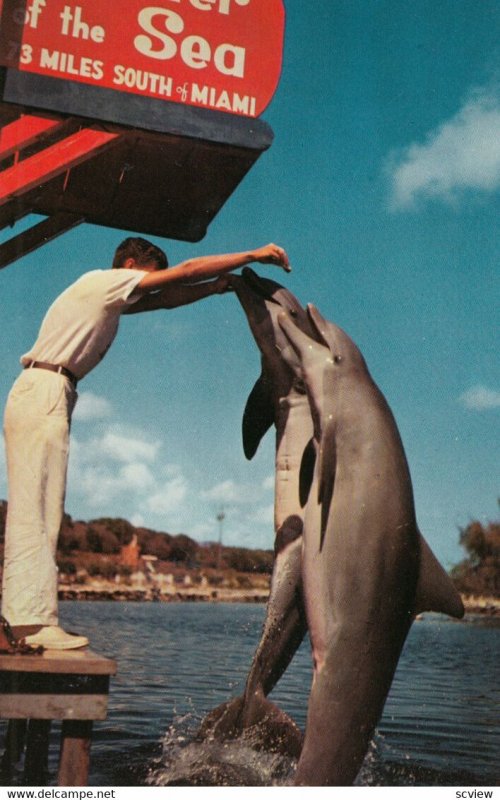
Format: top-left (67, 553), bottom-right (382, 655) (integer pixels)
top-left (0, 0), bottom-right (285, 117)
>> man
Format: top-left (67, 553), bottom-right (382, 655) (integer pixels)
top-left (2, 237), bottom-right (290, 650)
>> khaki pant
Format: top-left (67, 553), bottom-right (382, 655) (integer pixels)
top-left (1, 369), bottom-right (77, 626)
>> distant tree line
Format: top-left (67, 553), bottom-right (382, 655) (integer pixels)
top-left (451, 503), bottom-right (500, 598)
top-left (0, 501), bottom-right (274, 575)
top-left (1, 498), bottom-right (497, 593)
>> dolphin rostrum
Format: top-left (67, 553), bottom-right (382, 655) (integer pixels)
top-left (277, 304), bottom-right (464, 785)
top-left (198, 268), bottom-right (318, 753)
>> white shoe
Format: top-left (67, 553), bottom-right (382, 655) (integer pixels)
top-left (22, 625), bottom-right (89, 651)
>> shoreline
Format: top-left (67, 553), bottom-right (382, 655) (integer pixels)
top-left (58, 584), bottom-right (500, 616)
top-left (58, 583), bottom-right (270, 604)
top-left (461, 594), bottom-right (500, 617)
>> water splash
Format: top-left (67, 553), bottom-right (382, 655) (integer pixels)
top-left (146, 712), bottom-right (297, 787)
top-left (354, 735), bottom-right (387, 786)
top-left (145, 717), bottom-right (394, 787)
top-left (144, 718), bottom-right (480, 788)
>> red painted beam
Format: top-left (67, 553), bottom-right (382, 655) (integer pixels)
top-left (0, 128), bottom-right (120, 205)
top-left (0, 114), bottom-right (62, 160)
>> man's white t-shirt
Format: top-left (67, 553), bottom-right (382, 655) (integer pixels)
top-left (21, 269), bottom-right (146, 379)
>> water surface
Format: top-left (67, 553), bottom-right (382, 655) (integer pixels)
top-left (3, 602), bottom-right (499, 786)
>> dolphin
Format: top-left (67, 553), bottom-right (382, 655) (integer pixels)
top-left (277, 304), bottom-right (464, 785)
top-left (198, 268), bottom-right (317, 753)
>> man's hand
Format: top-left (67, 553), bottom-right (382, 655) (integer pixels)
top-left (252, 243), bottom-right (291, 272)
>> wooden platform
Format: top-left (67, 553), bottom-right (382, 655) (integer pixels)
top-left (0, 648), bottom-right (116, 785)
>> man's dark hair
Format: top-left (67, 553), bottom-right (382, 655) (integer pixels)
top-left (112, 237), bottom-right (168, 270)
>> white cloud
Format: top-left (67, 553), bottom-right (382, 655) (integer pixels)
top-left (99, 428), bottom-right (160, 464)
top-left (262, 474), bottom-right (275, 491)
top-left (79, 425), bottom-right (160, 464)
top-left (68, 423), bottom-right (189, 522)
top-left (146, 473), bottom-right (188, 515)
top-left (388, 87), bottom-right (500, 209)
top-left (201, 479), bottom-right (261, 505)
top-left (250, 503), bottom-right (275, 526)
top-left (65, 414), bottom-right (278, 543)
top-left (121, 462), bottom-right (156, 490)
top-left (0, 403), bottom-right (277, 547)
top-left (75, 461), bottom-right (155, 507)
top-left (73, 391), bottom-right (113, 421)
top-left (459, 384), bottom-right (500, 411)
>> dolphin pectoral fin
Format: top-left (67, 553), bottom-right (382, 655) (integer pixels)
top-left (414, 533), bottom-right (465, 618)
top-left (318, 421), bottom-right (337, 550)
top-left (299, 438), bottom-right (317, 507)
top-left (242, 373), bottom-right (275, 460)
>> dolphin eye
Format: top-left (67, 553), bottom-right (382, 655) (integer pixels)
top-left (289, 309), bottom-right (298, 317)
top-left (334, 354), bottom-right (343, 364)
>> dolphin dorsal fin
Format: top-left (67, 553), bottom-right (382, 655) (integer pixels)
top-left (242, 373), bottom-right (275, 460)
top-left (414, 533), bottom-right (464, 619)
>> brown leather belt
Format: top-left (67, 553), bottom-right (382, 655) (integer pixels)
top-left (24, 360), bottom-right (78, 388)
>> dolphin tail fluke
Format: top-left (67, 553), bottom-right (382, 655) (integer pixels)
top-left (239, 694), bottom-right (303, 757)
top-left (196, 696), bottom-right (246, 741)
top-left (197, 694), bottom-right (303, 758)
top-left (414, 533), bottom-right (465, 618)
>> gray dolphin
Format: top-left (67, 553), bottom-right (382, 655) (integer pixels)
top-left (277, 304), bottom-right (464, 785)
top-left (198, 268), bottom-right (317, 752)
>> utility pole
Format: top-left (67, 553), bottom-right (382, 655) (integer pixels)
top-left (216, 507), bottom-right (225, 571)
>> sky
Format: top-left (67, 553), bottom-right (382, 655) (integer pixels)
top-left (0, 0), bottom-right (499, 570)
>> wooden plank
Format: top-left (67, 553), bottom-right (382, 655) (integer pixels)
top-left (0, 114), bottom-right (62, 159)
top-left (0, 649), bottom-right (116, 675)
top-left (0, 662), bottom-right (112, 719)
top-left (0, 672), bottom-right (110, 692)
top-left (0, 693), bottom-right (109, 720)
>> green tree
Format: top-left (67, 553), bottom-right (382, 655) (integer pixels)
top-left (451, 502), bottom-right (500, 597)
top-left (169, 534), bottom-right (198, 564)
top-left (86, 526), bottom-right (121, 554)
top-left (90, 518), bottom-right (136, 546)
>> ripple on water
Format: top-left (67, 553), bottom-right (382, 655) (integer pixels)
top-left (31, 602), bottom-right (498, 787)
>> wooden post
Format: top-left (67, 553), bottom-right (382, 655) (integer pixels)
top-left (58, 720), bottom-right (93, 786)
top-left (0, 719), bottom-right (26, 782)
top-left (24, 720), bottom-right (51, 785)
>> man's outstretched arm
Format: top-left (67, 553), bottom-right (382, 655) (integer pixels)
top-left (123, 275), bottom-right (231, 314)
top-left (136, 243), bottom-right (290, 292)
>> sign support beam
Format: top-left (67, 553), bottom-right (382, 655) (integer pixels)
top-left (0, 212), bottom-right (84, 270)
top-left (0, 127), bottom-right (120, 205)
